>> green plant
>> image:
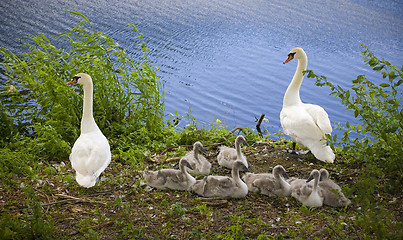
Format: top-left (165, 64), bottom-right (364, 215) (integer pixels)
top-left (305, 44), bottom-right (402, 190)
top-left (0, 186), bottom-right (53, 239)
top-left (0, 211), bottom-right (24, 240)
top-left (0, 148), bottom-right (35, 189)
top-left (306, 44), bottom-right (402, 239)
top-left (23, 186), bottom-right (53, 239)
top-left (217, 214), bottom-right (248, 240)
top-left (0, 10), bottom-right (164, 152)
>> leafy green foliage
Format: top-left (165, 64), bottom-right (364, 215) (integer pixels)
top-left (0, 148), bottom-right (35, 188)
top-left (306, 44), bottom-right (402, 238)
top-left (305, 44), bottom-right (402, 190)
top-left (0, 10), bottom-right (164, 156)
top-left (0, 186), bottom-right (53, 239)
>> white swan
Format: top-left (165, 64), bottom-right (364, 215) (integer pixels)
top-left (291, 169), bottom-right (324, 207)
top-left (280, 47), bottom-right (335, 163)
top-left (243, 165), bottom-right (291, 197)
top-left (217, 135), bottom-right (249, 170)
top-left (319, 169), bottom-right (351, 207)
top-left (191, 160), bottom-right (249, 199)
top-left (184, 141), bottom-right (211, 175)
top-left (67, 73), bottom-right (111, 188)
top-left (142, 158), bottom-right (196, 191)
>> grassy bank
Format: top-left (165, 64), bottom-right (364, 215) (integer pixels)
top-left (0, 136), bottom-right (401, 239)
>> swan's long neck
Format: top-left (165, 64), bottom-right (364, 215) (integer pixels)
top-left (181, 163), bottom-right (193, 181)
top-left (193, 150), bottom-right (201, 164)
top-left (277, 173), bottom-right (291, 191)
top-left (236, 141), bottom-right (242, 158)
top-left (81, 81), bottom-right (98, 133)
top-left (312, 174), bottom-right (319, 194)
top-left (283, 55), bottom-right (308, 107)
top-left (232, 168), bottom-right (243, 186)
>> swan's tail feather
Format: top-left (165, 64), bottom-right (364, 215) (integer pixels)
top-left (309, 144), bottom-right (335, 163)
top-left (76, 173), bottom-right (96, 188)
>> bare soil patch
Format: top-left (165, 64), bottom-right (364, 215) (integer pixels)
top-left (1, 142), bottom-right (400, 239)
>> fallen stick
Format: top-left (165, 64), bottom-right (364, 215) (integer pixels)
top-left (256, 113), bottom-right (265, 137)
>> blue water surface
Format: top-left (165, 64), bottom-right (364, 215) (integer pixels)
top-left (1, 0), bottom-right (402, 137)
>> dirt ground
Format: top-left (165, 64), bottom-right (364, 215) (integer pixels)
top-left (1, 141), bottom-right (400, 239)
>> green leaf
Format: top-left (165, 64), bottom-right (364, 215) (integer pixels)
top-left (65, 10), bottom-right (91, 26)
top-left (373, 65), bottom-right (385, 71)
top-left (368, 57), bottom-right (378, 67)
top-left (379, 83), bottom-right (390, 88)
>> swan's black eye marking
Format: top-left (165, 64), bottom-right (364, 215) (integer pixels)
top-left (72, 76), bottom-right (81, 83)
top-left (288, 52), bottom-right (296, 58)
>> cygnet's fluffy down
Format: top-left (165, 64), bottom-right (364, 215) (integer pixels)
top-left (243, 165), bottom-right (291, 197)
top-left (217, 135), bottom-right (249, 170)
top-left (291, 169), bottom-right (324, 207)
top-left (319, 169), bottom-right (351, 207)
top-left (191, 160), bottom-right (249, 199)
top-left (184, 141), bottom-right (211, 175)
top-left (142, 158), bottom-right (196, 191)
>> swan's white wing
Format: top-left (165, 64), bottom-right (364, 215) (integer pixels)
top-left (304, 104), bottom-right (332, 134)
top-left (280, 105), bottom-right (323, 143)
top-left (71, 131), bottom-right (111, 178)
top-left (70, 137), bottom-right (92, 176)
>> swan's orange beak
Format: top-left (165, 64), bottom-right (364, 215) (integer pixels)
top-left (67, 79), bottom-right (77, 85)
top-left (283, 55), bottom-right (294, 64)
top-left (67, 76), bottom-right (80, 85)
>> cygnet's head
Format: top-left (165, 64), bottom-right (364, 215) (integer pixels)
top-left (193, 141), bottom-right (207, 154)
top-left (235, 135), bottom-right (249, 147)
top-left (233, 160), bottom-right (249, 172)
top-left (273, 165), bottom-right (289, 179)
top-left (319, 169), bottom-right (329, 181)
top-left (306, 169), bottom-right (320, 183)
top-left (179, 158), bottom-right (193, 170)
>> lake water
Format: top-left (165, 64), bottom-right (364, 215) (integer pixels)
top-left (1, 0), bottom-right (402, 136)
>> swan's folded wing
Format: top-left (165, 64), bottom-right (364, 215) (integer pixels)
top-left (253, 177), bottom-right (276, 191)
top-left (281, 106), bottom-right (330, 143)
top-left (163, 170), bottom-right (184, 185)
top-left (218, 146), bottom-right (237, 160)
top-left (143, 170), bottom-right (167, 187)
top-left (73, 132), bottom-right (111, 177)
top-left (70, 139), bottom-right (92, 175)
top-left (305, 104), bottom-right (332, 134)
top-left (205, 176), bottom-right (236, 195)
top-left (218, 177), bottom-right (236, 189)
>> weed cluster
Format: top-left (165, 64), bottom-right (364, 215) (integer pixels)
top-left (0, 11), bottom-right (163, 160)
top-left (306, 44), bottom-right (402, 238)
